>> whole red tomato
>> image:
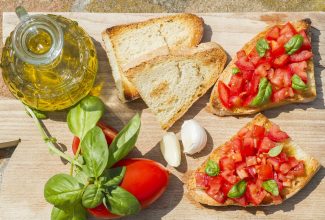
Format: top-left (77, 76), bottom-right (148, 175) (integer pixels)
top-left (72, 122), bottom-right (169, 219)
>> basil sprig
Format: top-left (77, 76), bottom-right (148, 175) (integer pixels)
top-left (250, 77), bottom-right (272, 107)
top-left (292, 74), bottom-right (307, 91)
top-left (268, 144), bottom-right (283, 157)
top-left (256, 38), bottom-right (270, 57)
top-left (227, 180), bottom-right (247, 198)
top-left (285, 34), bottom-right (303, 55)
top-left (262, 180), bottom-right (279, 196)
top-left (232, 67), bottom-right (240, 75)
top-left (40, 96), bottom-right (142, 219)
top-left (205, 160), bottom-right (220, 176)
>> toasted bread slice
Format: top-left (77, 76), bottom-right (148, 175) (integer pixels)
top-left (208, 19), bottom-right (316, 116)
top-left (125, 42), bottom-right (227, 130)
top-left (102, 13), bottom-right (204, 102)
top-left (187, 113), bottom-right (320, 206)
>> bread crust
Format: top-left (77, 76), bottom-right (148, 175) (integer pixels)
top-left (125, 42), bottom-right (227, 130)
top-left (102, 13), bottom-right (204, 102)
top-left (208, 19), bottom-right (316, 116)
top-left (186, 113), bottom-right (320, 206)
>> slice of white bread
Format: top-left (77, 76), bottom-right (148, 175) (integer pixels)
top-left (102, 13), bottom-right (204, 102)
top-left (208, 19), bottom-right (316, 116)
top-left (187, 113), bottom-right (320, 206)
top-left (125, 42), bottom-right (227, 130)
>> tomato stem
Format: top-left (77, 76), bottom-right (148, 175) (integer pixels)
top-left (25, 106), bottom-right (82, 168)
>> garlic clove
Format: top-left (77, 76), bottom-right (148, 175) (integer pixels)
top-left (160, 132), bottom-right (181, 167)
top-left (181, 119), bottom-right (207, 155)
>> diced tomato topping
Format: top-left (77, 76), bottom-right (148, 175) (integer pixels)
top-left (235, 56), bottom-right (255, 71)
top-left (272, 87), bottom-right (294, 103)
top-left (267, 157), bottom-right (280, 171)
top-left (218, 82), bottom-right (231, 109)
top-left (246, 156), bottom-right (257, 166)
top-left (195, 172), bottom-right (211, 189)
top-left (288, 161), bottom-right (305, 177)
top-left (219, 157), bottom-right (235, 171)
top-left (258, 164), bottom-right (274, 180)
top-left (280, 22), bottom-right (297, 37)
top-left (255, 63), bottom-right (271, 77)
top-left (267, 124), bottom-right (289, 142)
top-left (299, 30), bottom-right (312, 50)
top-left (221, 170), bottom-right (238, 184)
top-left (253, 125), bottom-right (265, 139)
top-left (221, 181), bottom-right (233, 195)
top-left (228, 74), bottom-right (244, 95)
top-left (273, 54), bottom-right (289, 68)
top-left (229, 96), bottom-right (243, 108)
top-left (237, 50), bottom-right (247, 59)
top-left (242, 137), bottom-right (256, 157)
top-left (266, 26), bottom-right (280, 40)
top-left (288, 61), bottom-right (308, 82)
top-left (279, 162), bottom-right (291, 174)
top-left (247, 166), bottom-right (257, 178)
top-left (259, 136), bottom-right (275, 153)
top-left (238, 127), bottom-right (249, 137)
top-left (269, 68), bottom-right (291, 88)
top-left (278, 152), bottom-right (288, 162)
top-left (246, 182), bottom-right (267, 206)
top-left (233, 196), bottom-right (248, 206)
top-left (206, 176), bottom-right (227, 203)
top-left (289, 50), bottom-right (313, 62)
top-left (247, 74), bottom-right (261, 95)
top-left (270, 40), bottom-right (286, 57)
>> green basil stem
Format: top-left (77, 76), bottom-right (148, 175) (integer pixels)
top-left (25, 106), bottom-right (82, 168)
top-left (70, 142), bottom-right (82, 176)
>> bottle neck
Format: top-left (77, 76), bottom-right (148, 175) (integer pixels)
top-left (12, 14), bottom-right (63, 65)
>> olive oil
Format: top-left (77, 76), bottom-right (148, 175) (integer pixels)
top-left (1, 11), bottom-right (98, 111)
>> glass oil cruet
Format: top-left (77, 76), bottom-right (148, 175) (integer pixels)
top-left (0, 6), bottom-right (98, 111)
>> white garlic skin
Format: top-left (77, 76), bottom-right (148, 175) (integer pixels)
top-left (181, 119), bottom-right (207, 155)
top-left (160, 132), bottom-right (181, 167)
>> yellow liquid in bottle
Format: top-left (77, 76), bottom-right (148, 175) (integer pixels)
top-left (1, 15), bottom-right (98, 111)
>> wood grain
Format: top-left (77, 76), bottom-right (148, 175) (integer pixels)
top-left (0, 12), bottom-right (324, 220)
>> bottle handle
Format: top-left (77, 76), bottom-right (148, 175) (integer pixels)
top-left (15, 6), bottom-right (30, 22)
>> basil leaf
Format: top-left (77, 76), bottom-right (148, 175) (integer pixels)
top-left (106, 114), bottom-right (141, 168)
top-left (51, 204), bottom-right (87, 220)
top-left (67, 95), bottom-right (105, 140)
top-left (101, 166), bottom-right (126, 187)
top-left (205, 160), bottom-right (220, 176)
top-left (268, 144), bottom-right (283, 157)
top-left (262, 179), bottom-right (279, 196)
top-left (250, 77), bottom-right (272, 106)
top-left (256, 38), bottom-right (270, 57)
top-left (74, 170), bottom-right (88, 185)
top-left (82, 184), bottom-right (104, 208)
top-left (232, 67), bottom-right (240, 75)
top-left (104, 186), bottom-right (141, 216)
top-left (44, 174), bottom-right (83, 207)
top-left (81, 126), bottom-right (109, 177)
top-left (285, 34), bottom-right (303, 55)
top-left (227, 180), bottom-right (247, 198)
top-left (292, 74), bottom-right (307, 91)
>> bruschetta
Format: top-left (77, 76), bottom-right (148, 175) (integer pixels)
top-left (208, 19), bottom-right (316, 116)
top-left (187, 114), bottom-right (320, 206)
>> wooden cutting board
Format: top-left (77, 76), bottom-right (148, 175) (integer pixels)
top-left (0, 12), bottom-right (324, 220)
